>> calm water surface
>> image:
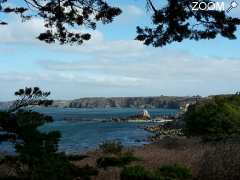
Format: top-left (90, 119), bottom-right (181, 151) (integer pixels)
top-left (1, 108), bottom-right (179, 154)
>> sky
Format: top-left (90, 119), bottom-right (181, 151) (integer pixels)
top-left (0, 0), bottom-right (240, 101)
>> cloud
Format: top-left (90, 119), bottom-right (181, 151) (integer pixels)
top-left (126, 5), bottom-right (144, 16)
top-left (0, 16), bottom-right (44, 43)
top-left (39, 52), bottom-right (240, 82)
top-left (114, 4), bottom-right (144, 24)
top-left (2, 47), bottom-right (239, 100)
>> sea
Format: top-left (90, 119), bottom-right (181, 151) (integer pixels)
top-left (0, 108), bottom-right (179, 154)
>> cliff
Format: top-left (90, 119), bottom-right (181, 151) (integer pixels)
top-left (0, 96), bottom-right (202, 109)
top-left (68, 96), bottom-right (201, 109)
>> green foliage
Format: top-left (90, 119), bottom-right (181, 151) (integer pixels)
top-left (77, 165), bottom-right (99, 180)
top-left (67, 154), bottom-right (88, 161)
top-left (121, 165), bottom-right (152, 180)
top-left (155, 164), bottom-right (192, 180)
top-left (99, 140), bottom-right (123, 155)
top-left (184, 94), bottom-right (240, 137)
top-left (97, 151), bottom-right (139, 168)
top-left (121, 164), bottom-right (192, 180)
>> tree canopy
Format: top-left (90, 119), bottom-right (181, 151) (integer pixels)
top-left (0, 0), bottom-right (240, 46)
top-left (183, 93), bottom-right (240, 137)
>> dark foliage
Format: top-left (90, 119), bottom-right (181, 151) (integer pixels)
top-left (96, 153), bottom-right (139, 169)
top-left (67, 154), bottom-right (88, 161)
top-left (99, 140), bottom-right (123, 155)
top-left (136, 0), bottom-right (240, 47)
top-left (0, 0), bottom-right (121, 44)
top-left (1, 0), bottom-right (239, 46)
top-left (9, 87), bottom-right (53, 113)
top-left (121, 165), bottom-right (151, 180)
top-left (183, 93), bottom-right (240, 137)
top-left (155, 164), bottom-right (192, 180)
top-left (0, 87), bottom-right (98, 180)
top-left (120, 164), bottom-right (192, 180)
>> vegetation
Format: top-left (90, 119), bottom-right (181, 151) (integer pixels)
top-left (121, 165), bottom-right (151, 180)
top-left (0, 87), bottom-right (98, 180)
top-left (97, 141), bottom-right (139, 169)
top-left (183, 94), bottom-right (240, 138)
top-left (97, 151), bottom-right (139, 169)
top-left (197, 141), bottom-right (240, 180)
top-left (99, 140), bottom-right (123, 155)
top-left (0, 0), bottom-right (239, 46)
top-left (121, 164), bottom-right (192, 180)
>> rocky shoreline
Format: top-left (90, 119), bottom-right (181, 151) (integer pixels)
top-left (145, 122), bottom-right (184, 142)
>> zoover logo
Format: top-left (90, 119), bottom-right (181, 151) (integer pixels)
top-left (192, 1), bottom-right (239, 13)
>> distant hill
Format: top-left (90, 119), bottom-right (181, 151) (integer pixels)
top-left (65, 96), bottom-right (201, 109)
top-left (0, 101), bottom-right (12, 110)
top-left (0, 96), bottom-right (202, 110)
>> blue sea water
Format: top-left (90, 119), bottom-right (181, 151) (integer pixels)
top-left (0, 108), bottom-right (179, 154)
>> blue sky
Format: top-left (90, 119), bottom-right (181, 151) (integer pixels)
top-left (0, 0), bottom-right (240, 101)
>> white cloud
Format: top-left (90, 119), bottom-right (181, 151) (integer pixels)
top-left (1, 49), bottom-right (240, 100)
top-left (38, 52), bottom-right (240, 82)
top-left (114, 4), bottom-right (144, 24)
top-left (0, 16), bottom-right (44, 43)
top-left (126, 5), bottom-right (144, 16)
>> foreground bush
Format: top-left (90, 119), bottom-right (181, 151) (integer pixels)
top-left (121, 165), bottom-right (151, 180)
top-left (99, 140), bottom-right (123, 155)
top-left (121, 164), bottom-right (192, 180)
top-left (97, 151), bottom-right (139, 168)
top-left (183, 94), bottom-right (240, 137)
top-left (155, 164), bottom-right (192, 180)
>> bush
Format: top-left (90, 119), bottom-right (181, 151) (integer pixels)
top-left (67, 154), bottom-right (88, 161)
top-left (76, 165), bottom-right (98, 180)
top-left (99, 140), bottom-right (123, 154)
top-left (121, 164), bottom-right (192, 180)
top-left (96, 151), bottom-right (139, 168)
top-left (121, 165), bottom-right (152, 180)
top-left (183, 94), bottom-right (240, 137)
top-left (155, 164), bottom-right (192, 180)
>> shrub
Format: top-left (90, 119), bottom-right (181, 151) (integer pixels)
top-left (121, 165), bottom-right (152, 180)
top-left (97, 156), bottom-right (121, 168)
top-left (155, 164), bottom-right (192, 180)
top-left (121, 164), bottom-right (192, 180)
top-left (67, 154), bottom-right (88, 161)
top-left (76, 165), bottom-right (98, 180)
top-left (99, 140), bottom-right (123, 154)
top-left (97, 151), bottom-right (139, 168)
top-left (183, 94), bottom-right (240, 137)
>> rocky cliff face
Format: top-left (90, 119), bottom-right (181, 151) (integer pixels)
top-left (69, 96), bottom-right (200, 109)
top-left (0, 96), bottom-right (201, 109)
